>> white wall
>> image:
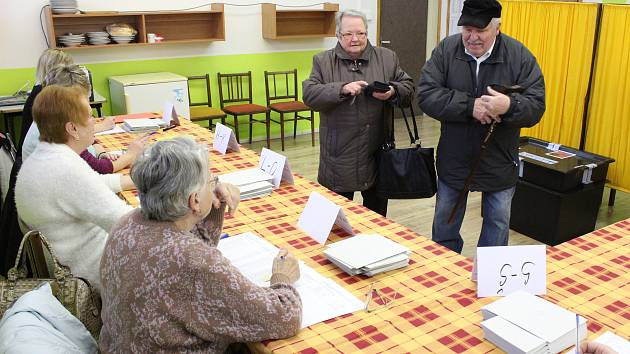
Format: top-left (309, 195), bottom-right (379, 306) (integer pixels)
top-left (0, 0), bottom-right (379, 68)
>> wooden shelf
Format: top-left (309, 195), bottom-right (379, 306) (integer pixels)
top-left (262, 3), bottom-right (339, 40)
top-left (45, 5), bottom-right (224, 49)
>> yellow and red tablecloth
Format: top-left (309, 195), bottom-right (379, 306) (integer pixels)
top-left (97, 121), bottom-right (629, 353)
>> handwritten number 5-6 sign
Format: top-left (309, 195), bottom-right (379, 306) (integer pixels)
top-left (497, 261), bottom-right (536, 294)
top-left (477, 245), bottom-right (546, 298)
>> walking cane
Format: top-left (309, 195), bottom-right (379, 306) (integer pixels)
top-left (447, 85), bottom-right (525, 224)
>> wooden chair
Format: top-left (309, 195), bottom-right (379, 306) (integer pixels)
top-left (217, 71), bottom-right (270, 148)
top-left (187, 74), bottom-right (226, 130)
top-left (264, 69), bottom-right (315, 151)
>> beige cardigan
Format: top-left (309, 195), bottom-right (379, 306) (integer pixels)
top-left (99, 207), bottom-right (302, 353)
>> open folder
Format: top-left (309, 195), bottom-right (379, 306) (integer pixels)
top-left (323, 233), bottom-right (410, 276)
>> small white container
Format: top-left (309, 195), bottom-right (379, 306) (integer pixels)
top-left (147, 33), bottom-right (156, 43)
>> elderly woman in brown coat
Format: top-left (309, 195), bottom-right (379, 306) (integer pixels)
top-left (303, 9), bottom-right (415, 217)
top-left (99, 137), bottom-right (302, 353)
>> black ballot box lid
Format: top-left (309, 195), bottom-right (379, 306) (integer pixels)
top-left (518, 137), bottom-right (615, 192)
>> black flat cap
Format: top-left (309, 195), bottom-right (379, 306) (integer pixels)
top-left (457, 0), bottom-right (502, 28)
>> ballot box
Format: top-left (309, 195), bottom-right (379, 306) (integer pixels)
top-left (510, 137), bottom-right (614, 245)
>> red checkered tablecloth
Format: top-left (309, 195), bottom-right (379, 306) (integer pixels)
top-left (97, 120), bottom-right (630, 353)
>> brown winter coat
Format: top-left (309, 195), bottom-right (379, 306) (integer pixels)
top-left (303, 42), bottom-right (414, 192)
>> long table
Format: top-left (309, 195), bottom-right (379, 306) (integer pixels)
top-left (97, 120), bottom-right (630, 353)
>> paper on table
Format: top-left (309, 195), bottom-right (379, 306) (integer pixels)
top-left (95, 126), bottom-right (126, 136)
top-left (476, 245), bottom-right (546, 297)
top-left (593, 331), bottom-right (630, 353)
top-left (481, 291), bottom-right (587, 345)
top-left (213, 123), bottom-right (240, 154)
top-left (217, 232), bottom-right (364, 328)
top-left (259, 147), bottom-right (294, 188)
top-left (481, 315), bottom-right (547, 354)
top-left (324, 234), bottom-right (409, 269)
top-left (297, 191), bottom-right (353, 244)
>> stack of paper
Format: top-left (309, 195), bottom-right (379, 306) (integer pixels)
top-left (323, 233), bottom-right (410, 276)
top-left (480, 291), bottom-right (587, 354)
top-left (218, 168), bottom-right (274, 200)
top-left (217, 232), bottom-right (364, 328)
top-left (122, 118), bottom-right (166, 132)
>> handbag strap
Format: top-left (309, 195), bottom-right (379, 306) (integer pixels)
top-left (387, 104), bottom-right (421, 147)
top-left (7, 231), bottom-right (69, 283)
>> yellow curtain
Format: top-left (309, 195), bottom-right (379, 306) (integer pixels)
top-left (584, 5), bottom-right (630, 193)
top-left (500, 1), bottom-right (598, 148)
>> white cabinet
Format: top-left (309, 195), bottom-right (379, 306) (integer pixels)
top-left (109, 72), bottom-right (190, 119)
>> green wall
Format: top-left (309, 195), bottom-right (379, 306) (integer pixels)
top-left (0, 49), bottom-right (322, 141)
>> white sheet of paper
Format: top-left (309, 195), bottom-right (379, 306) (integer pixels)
top-left (217, 232), bottom-right (364, 328)
top-left (94, 126), bottom-right (126, 136)
top-left (593, 331), bottom-right (630, 353)
top-left (477, 245), bottom-right (546, 298)
top-left (162, 101), bottom-right (179, 125)
top-left (297, 192), bottom-right (352, 244)
top-left (213, 123), bottom-right (240, 154)
top-left (259, 147), bottom-right (293, 188)
top-left (334, 210), bottom-right (354, 236)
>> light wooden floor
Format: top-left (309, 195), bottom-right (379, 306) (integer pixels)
top-left (242, 116), bottom-right (630, 259)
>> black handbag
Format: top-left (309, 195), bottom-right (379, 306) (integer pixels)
top-left (375, 104), bottom-right (437, 199)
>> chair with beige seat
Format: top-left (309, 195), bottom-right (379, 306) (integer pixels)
top-left (187, 74), bottom-right (226, 130)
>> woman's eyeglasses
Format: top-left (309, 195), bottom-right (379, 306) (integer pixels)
top-left (340, 32), bottom-right (367, 40)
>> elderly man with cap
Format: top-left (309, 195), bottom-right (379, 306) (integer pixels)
top-left (417, 0), bottom-right (545, 253)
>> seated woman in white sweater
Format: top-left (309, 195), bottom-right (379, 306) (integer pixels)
top-left (15, 85), bottom-right (134, 292)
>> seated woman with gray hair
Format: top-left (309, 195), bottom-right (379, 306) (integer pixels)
top-left (99, 136), bottom-right (302, 353)
top-left (22, 64), bottom-right (147, 175)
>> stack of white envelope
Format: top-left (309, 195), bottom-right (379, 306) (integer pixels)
top-left (218, 168), bottom-right (274, 200)
top-left (122, 118), bottom-right (165, 132)
top-left (481, 291), bottom-right (587, 354)
top-left (323, 233), bottom-right (410, 276)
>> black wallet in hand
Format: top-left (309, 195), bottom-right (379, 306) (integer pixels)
top-left (365, 81), bottom-right (391, 96)
top-left (489, 84), bottom-right (525, 95)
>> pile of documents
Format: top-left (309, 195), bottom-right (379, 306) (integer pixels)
top-left (122, 118), bottom-right (166, 132)
top-left (480, 291), bottom-right (587, 354)
top-left (323, 233), bottom-right (410, 276)
top-left (217, 232), bottom-right (364, 328)
top-left (218, 168), bottom-right (274, 200)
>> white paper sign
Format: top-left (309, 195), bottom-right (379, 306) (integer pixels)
top-left (212, 123), bottom-right (240, 154)
top-left (476, 245), bottom-right (546, 298)
top-left (162, 101), bottom-right (180, 126)
top-left (259, 147), bottom-right (294, 188)
top-left (297, 192), bottom-right (354, 244)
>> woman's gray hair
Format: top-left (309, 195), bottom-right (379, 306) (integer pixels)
top-left (131, 136), bottom-right (209, 221)
top-left (45, 64), bottom-right (91, 93)
top-left (35, 49), bottom-right (73, 85)
top-left (336, 9), bottom-right (368, 36)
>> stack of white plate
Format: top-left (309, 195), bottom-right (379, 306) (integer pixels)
top-left (86, 31), bottom-right (110, 45)
top-left (50, 0), bottom-right (78, 14)
top-left (57, 33), bottom-right (85, 47)
top-left (110, 34), bottom-right (136, 44)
